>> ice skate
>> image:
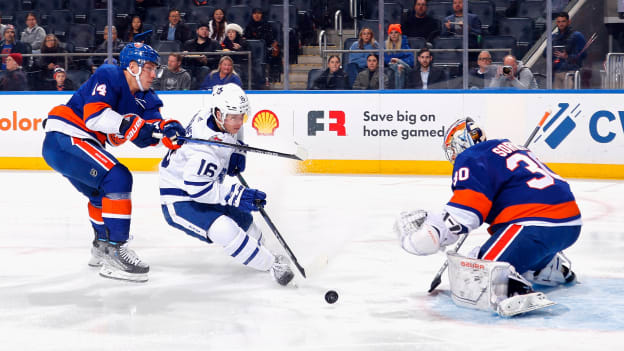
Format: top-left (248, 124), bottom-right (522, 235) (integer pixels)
top-left (524, 252), bottom-right (576, 286)
top-left (99, 241), bottom-right (149, 282)
top-left (270, 255), bottom-right (294, 286)
top-left (88, 238), bottom-right (106, 267)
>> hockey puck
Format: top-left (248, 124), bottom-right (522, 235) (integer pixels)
top-left (324, 290), bottom-right (338, 304)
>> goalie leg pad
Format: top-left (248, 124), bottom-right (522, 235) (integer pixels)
top-left (446, 251), bottom-right (512, 312)
top-left (447, 251), bottom-right (555, 316)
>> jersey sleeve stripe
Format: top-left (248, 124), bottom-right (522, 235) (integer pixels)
top-left (491, 201), bottom-right (581, 227)
top-left (184, 180), bottom-right (212, 186)
top-left (84, 102), bottom-right (111, 121)
top-left (189, 183), bottom-right (214, 198)
top-left (449, 189), bottom-right (492, 222)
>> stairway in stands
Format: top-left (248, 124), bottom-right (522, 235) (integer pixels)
top-left (269, 28), bottom-right (356, 90)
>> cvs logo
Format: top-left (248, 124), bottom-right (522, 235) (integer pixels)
top-left (307, 110), bottom-right (346, 136)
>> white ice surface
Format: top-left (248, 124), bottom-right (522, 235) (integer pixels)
top-left (1, 157), bottom-right (623, 350)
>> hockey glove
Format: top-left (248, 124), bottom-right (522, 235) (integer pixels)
top-left (225, 184), bottom-right (266, 212)
top-left (227, 141), bottom-right (247, 176)
top-left (118, 114), bottom-right (158, 148)
top-left (158, 119), bottom-right (186, 150)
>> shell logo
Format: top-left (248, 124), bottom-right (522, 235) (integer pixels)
top-left (251, 110), bottom-right (279, 136)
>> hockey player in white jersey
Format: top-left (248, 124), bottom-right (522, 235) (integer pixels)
top-left (158, 83), bottom-right (294, 286)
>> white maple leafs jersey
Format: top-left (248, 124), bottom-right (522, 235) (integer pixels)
top-left (159, 109), bottom-right (238, 205)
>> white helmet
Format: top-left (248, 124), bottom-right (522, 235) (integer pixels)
top-left (211, 83), bottom-right (250, 132)
top-left (443, 117), bottom-right (486, 164)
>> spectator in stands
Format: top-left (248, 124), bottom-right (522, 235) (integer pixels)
top-left (244, 8), bottom-right (282, 84)
top-left (0, 53), bottom-right (27, 91)
top-left (153, 53), bottom-right (191, 91)
top-left (311, 55), bottom-right (349, 90)
top-left (1, 25), bottom-right (29, 70)
top-left (159, 8), bottom-right (192, 43)
top-left (441, 0), bottom-right (482, 49)
top-left (347, 27), bottom-right (380, 84)
top-left (182, 22), bottom-right (220, 86)
top-left (402, 0), bottom-right (441, 43)
top-left (45, 67), bottom-right (75, 91)
top-left (352, 54), bottom-right (391, 90)
top-left (222, 23), bottom-right (249, 65)
top-left (39, 34), bottom-right (68, 79)
top-left (89, 26), bottom-right (126, 67)
top-left (200, 55), bottom-right (242, 90)
top-left (489, 54), bottom-right (538, 89)
top-left (406, 47), bottom-right (447, 89)
top-left (123, 15), bottom-right (150, 45)
top-left (209, 8), bottom-right (228, 43)
top-left (385, 24), bottom-right (414, 89)
top-left (469, 50), bottom-right (496, 89)
top-left (21, 13), bottom-right (46, 53)
top-left (552, 11), bottom-right (587, 89)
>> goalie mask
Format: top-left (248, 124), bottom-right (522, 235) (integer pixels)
top-left (443, 117), bottom-right (486, 164)
top-left (210, 83), bottom-right (250, 134)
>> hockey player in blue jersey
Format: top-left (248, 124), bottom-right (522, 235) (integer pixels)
top-left (158, 83), bottom-right (294, 286)
top-left (394, 117), bottom-right (581, 316)
top-left (41, 43), bottom-right (186, 282)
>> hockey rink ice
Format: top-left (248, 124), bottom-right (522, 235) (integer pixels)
top-left (1, 156), bottom-right (623, 350)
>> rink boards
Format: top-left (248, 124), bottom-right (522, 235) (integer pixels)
top-left (1, 90), bottom-right (623, 178)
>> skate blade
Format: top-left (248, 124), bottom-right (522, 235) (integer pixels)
top-left (99, 265), bottom-right (148, 283)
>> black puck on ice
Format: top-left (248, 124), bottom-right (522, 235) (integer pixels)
top-left (324, 290), bottom-right (338, 304)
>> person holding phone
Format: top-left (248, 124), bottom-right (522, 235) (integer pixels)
top-left (552, 11), bottom-right (587, 89)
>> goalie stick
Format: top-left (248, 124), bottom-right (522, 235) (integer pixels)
top-left (427, 111), bottom-right (552, 293)
top-left (236, 174), bottom-right (307, 278)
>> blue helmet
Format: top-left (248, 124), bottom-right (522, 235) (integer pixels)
top-left (119, 42), bottom-right (159, 69)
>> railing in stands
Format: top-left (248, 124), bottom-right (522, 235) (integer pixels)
top-left (605, 53), bottom-right (624, 89)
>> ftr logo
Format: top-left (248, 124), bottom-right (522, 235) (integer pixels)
top-left (307, 110), bottom-right (346, 136)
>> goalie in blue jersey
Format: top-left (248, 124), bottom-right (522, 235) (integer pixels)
top-left (158, 83), bottom-right (294, 286)
top-left (42, 43), bottom-right (186, 282)
top-left (395, 117), bottom-right (581, 317)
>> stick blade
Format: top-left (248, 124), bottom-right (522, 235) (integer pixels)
top-left (294, 144), bottom-right (308, 161)
top-left (428, 275), bottom-right (442, 293)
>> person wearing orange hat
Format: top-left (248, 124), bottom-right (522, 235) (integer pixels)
top-left (0, 53), bottom-right (27, 91)
top-left (385, 24), bottom-right (414, 89)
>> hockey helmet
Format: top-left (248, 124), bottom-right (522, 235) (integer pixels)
top-left (211, 83), bottom-right (250, 131)
top-left (120, 42), bottom-right (160, 69)
top-left (443, 117), bottom-right (486, 164)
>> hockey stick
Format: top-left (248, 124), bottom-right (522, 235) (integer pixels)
top-left (427, 112), bottom-right (551, 293)
top-left (179, 136), bottom-right (308, 161)
top-left (236, 174), bottom-right (307, 278)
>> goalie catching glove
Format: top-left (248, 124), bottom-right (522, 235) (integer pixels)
top-left (224, 184), bottom-right (266, 212)
top-left (394, 210), bottom-right (465, 255)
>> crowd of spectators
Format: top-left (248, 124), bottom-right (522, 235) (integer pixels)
top-left (0, 2), bottom-right (287, 91)
top-left (0, 0), bottom-right (587, 91)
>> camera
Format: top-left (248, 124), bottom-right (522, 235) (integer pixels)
top-left (502, 65), bottom-right (513, 75)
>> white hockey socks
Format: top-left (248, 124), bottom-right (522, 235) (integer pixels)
top-left (208, 216), bottom-right (274, 271)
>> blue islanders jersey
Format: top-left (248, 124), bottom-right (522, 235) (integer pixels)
top-left (445, 139), bottom-right (581, 234)
top-left (45, 64), bottom-right (164, 146)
